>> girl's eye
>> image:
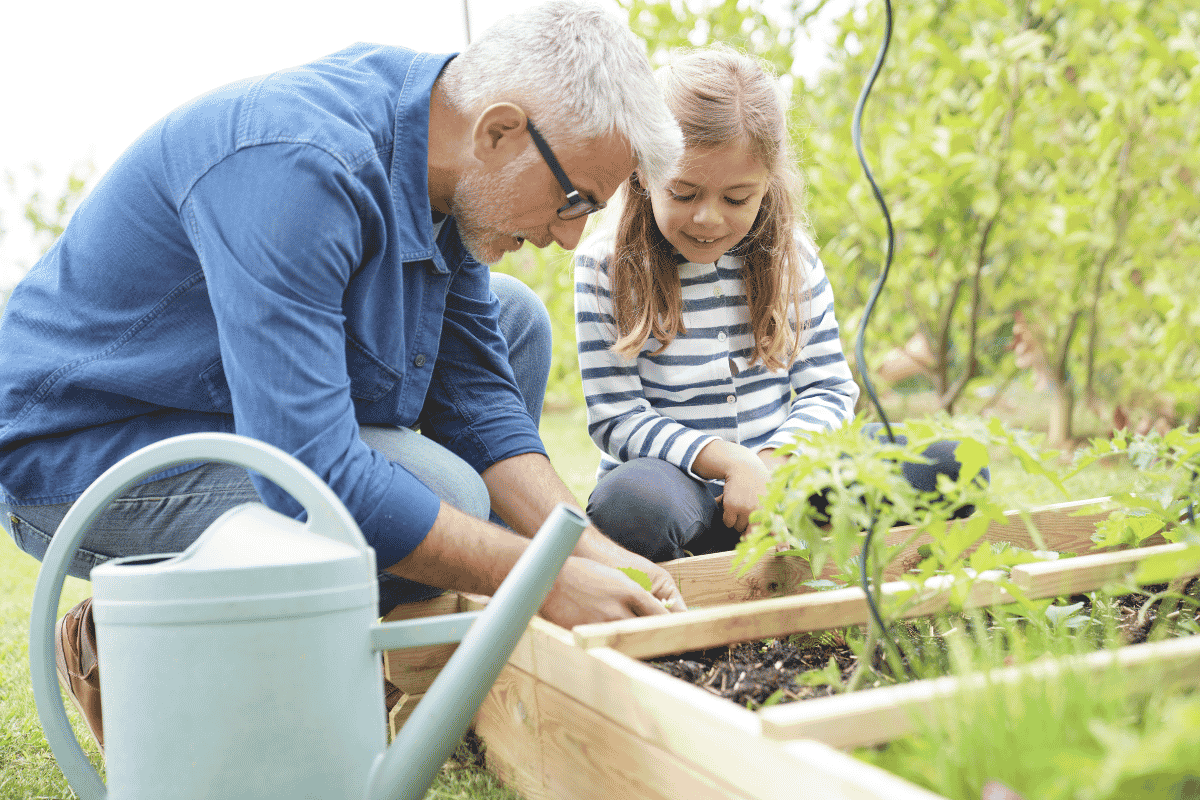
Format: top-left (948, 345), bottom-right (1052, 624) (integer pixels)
top-left (725, 197), bottom-right (751, 206)
top-left (669, 192), bottom-right (696, 202)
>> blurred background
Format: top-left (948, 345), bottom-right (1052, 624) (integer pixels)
top-left (2, 0), bottom-right (1197, 456)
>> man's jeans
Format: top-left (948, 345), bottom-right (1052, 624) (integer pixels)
top-left (6, 273), bottom-right (551, 615)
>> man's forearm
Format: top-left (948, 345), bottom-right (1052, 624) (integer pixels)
top-left (481, 451), bottom-right (627, 563)
top-left (383, 500), bottom-right (528, 596)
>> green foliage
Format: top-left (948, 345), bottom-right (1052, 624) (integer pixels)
top-left (859, 654), bottom-right (1200, 800)
top-left (735, 415), bottom-right (1065, 688)
top-left (624, 0), bottom-right (1200, 442)
top-left (618, 566), bottom-right (655, 591)
top-left (738, 415), bottom-right (1055, 593)
top-left (621, 0), bottom-right (814, 72)
top-left (807, 0), bottom-right (1200, 436)
top-left (1071, 427), bottom-right (1200, 549)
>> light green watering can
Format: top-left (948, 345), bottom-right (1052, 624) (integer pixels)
top-left (29, 432), bottom-right (586, 800)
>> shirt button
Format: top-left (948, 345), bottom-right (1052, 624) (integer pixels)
top-left (726, 395), bottom-right (736, 404)
top-left (717, 331), bottom-right (727, 342)
top-left (414, 353), bottom-right (427, 367)
top-left (714, 286), bottom-right (723, 297)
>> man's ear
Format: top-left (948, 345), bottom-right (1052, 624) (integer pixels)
top-left (472, 103), bottom-right (528, 165)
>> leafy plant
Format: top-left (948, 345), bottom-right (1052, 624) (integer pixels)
top-left (736, 415), bottom-right (1063, 689)
top-left (857, 645), bottom-right (1200, 800)
top-left (1071, 427), bottom-right (1200, 550)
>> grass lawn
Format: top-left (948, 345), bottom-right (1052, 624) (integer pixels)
top-left (0, 402), bottom-right (1133, 799)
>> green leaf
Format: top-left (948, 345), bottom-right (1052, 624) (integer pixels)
top-left (1132, 545), bottom-right (1200, 585)
top-left (953, 438), bottom-right (990, 485)
top-left (618, 567), bottom-right (653, 592)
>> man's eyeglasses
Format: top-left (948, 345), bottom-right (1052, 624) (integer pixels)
top-left (526, 119), bottom-right (607, 221)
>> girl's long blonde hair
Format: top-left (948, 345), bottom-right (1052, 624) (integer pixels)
top-left (609, 47), bottom-right (810, 371)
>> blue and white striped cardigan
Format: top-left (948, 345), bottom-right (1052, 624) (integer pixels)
top-left (573, 227), bottom-right (860, 483)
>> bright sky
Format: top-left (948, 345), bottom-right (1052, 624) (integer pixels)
top-left (0, 0), bottom-right (842, 281)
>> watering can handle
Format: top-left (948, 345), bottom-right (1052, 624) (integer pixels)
top-left (29, 432), bottom-right (369, 800)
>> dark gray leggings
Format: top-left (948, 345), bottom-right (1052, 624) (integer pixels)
top-left (586, 425), bottom-right (987, 563)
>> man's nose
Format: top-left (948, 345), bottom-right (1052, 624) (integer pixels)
top-left (549, 215), bottom-right (589, 251)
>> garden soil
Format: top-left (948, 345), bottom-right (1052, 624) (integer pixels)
top-left (648, 581), bottom-right (1199, 709)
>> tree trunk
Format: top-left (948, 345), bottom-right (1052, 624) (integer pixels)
top-left (1048, 375), bottom-right (1075, 447)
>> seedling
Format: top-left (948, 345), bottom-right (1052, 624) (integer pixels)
top-left (737, 416), bottom-right (1066, 690)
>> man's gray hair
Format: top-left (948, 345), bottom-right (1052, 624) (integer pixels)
top-left (442, 0), bottom-right (682, 187)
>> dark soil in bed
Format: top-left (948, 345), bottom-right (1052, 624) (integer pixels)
top-left (648, 581), bottom-right (1200, 709)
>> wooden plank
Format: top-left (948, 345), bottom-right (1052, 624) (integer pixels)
top-left (383, 642), bottom-right (458, 696)
top-left (381, 593), bottom-right (464, 693)
top-left (520, 618), bottom-right (768, 768)
top-left (380, 591), bottom-right (465, 622)
top-left (387, 690), bottom-right (419, 740)
top-left (533, 676), bottom-right (755, 800)
top-left (661, 548), bottom-right (817, 608)
top-left (572, 575), bottom-right (1013, 660)
top-left (571, 648), bottom-right (943, 799)
top-left (509, 628), bottom-right (943, 800)
top-left (473, 664), bottom-right (547, 799)
top-left (758, 634), bottom-right (1200, 748)
top-left (659, 498), bottom-right (1121, 609)
top-left (779, 740), bottom-right (948, 800)
top-left (880, 497), bottom-right (1121, 577)
top-left (1011, 541), bottom-right (1200, 597)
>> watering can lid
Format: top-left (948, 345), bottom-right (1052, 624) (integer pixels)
top-left (92, 502), bottom-right (377, 623)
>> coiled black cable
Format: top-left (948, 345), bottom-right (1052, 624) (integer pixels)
top-left (851, 0), bottom-right (896, 641)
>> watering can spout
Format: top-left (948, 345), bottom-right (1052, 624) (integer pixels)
top-left (364, 502), bottom-right (586, 800)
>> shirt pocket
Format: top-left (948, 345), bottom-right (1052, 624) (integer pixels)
top-left (345, 334), bottom-right (400, 403)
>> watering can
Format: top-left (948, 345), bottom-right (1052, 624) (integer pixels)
top-left (29, 432), bottom-right (587, 800)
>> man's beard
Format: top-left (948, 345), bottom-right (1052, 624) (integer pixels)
top-left (448, 150), bottom-right (537, 265)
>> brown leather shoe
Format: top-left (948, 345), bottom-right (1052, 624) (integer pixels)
top-left (55, 597), bottom-right (104, 753)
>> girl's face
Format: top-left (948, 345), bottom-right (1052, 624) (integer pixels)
top-left (648, 139), bottom-right (770, 265)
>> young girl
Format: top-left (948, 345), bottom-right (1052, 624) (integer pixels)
top-left (573, 47), bottom-right (862, 562)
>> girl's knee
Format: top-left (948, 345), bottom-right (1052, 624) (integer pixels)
top-left (587, 460), bottom-right (714, 562)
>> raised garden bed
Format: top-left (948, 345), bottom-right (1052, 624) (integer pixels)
top-left (381, 498), bottom-right (1200, 800)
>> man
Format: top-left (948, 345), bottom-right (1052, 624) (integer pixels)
top-left (0, 1), bottom-right (685, 749)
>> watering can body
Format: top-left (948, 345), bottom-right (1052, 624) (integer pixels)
top-left (92, 503), bottom-right (384, 799)
top-left (30, 433), bottom-right (587, 800)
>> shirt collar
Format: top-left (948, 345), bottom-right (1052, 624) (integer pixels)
top-left (389, 51), bottom-right (458, 260)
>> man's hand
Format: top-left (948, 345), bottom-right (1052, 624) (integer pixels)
top-left (587, 545), bottom-right (688, 612)
top-left (540, 556), bottom-right (675, 628)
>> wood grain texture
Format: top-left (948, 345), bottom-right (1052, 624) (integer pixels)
top-left (659, 498), bottom-right (1121, 608)
top-left (758, 634), bottom-right (1200, 748)
top-left (534, 676), bottom-right (754, 800)
top-left (1011, 541), bottom-right (1200, 596)
top-left (571, 574), bottom-right (1015, 659)
top-left (473, 665), bottom-right (547, 799)
top-left (380, 593), bottom-right (464, 693)
top-left (481, 629), bottom-right (946, 800)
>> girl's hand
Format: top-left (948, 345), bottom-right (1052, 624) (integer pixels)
top-left (715, 452), bottom-right (771, 532)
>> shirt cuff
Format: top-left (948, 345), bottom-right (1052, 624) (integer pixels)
top-left (355, 466), bottom-right (443, 569)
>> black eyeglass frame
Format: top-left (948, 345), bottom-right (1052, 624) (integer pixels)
top-left (526, 119), bottom-right (607, 221)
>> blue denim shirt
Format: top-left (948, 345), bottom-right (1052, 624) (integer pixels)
top-left (0, 45), bottom-right (545, 567)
